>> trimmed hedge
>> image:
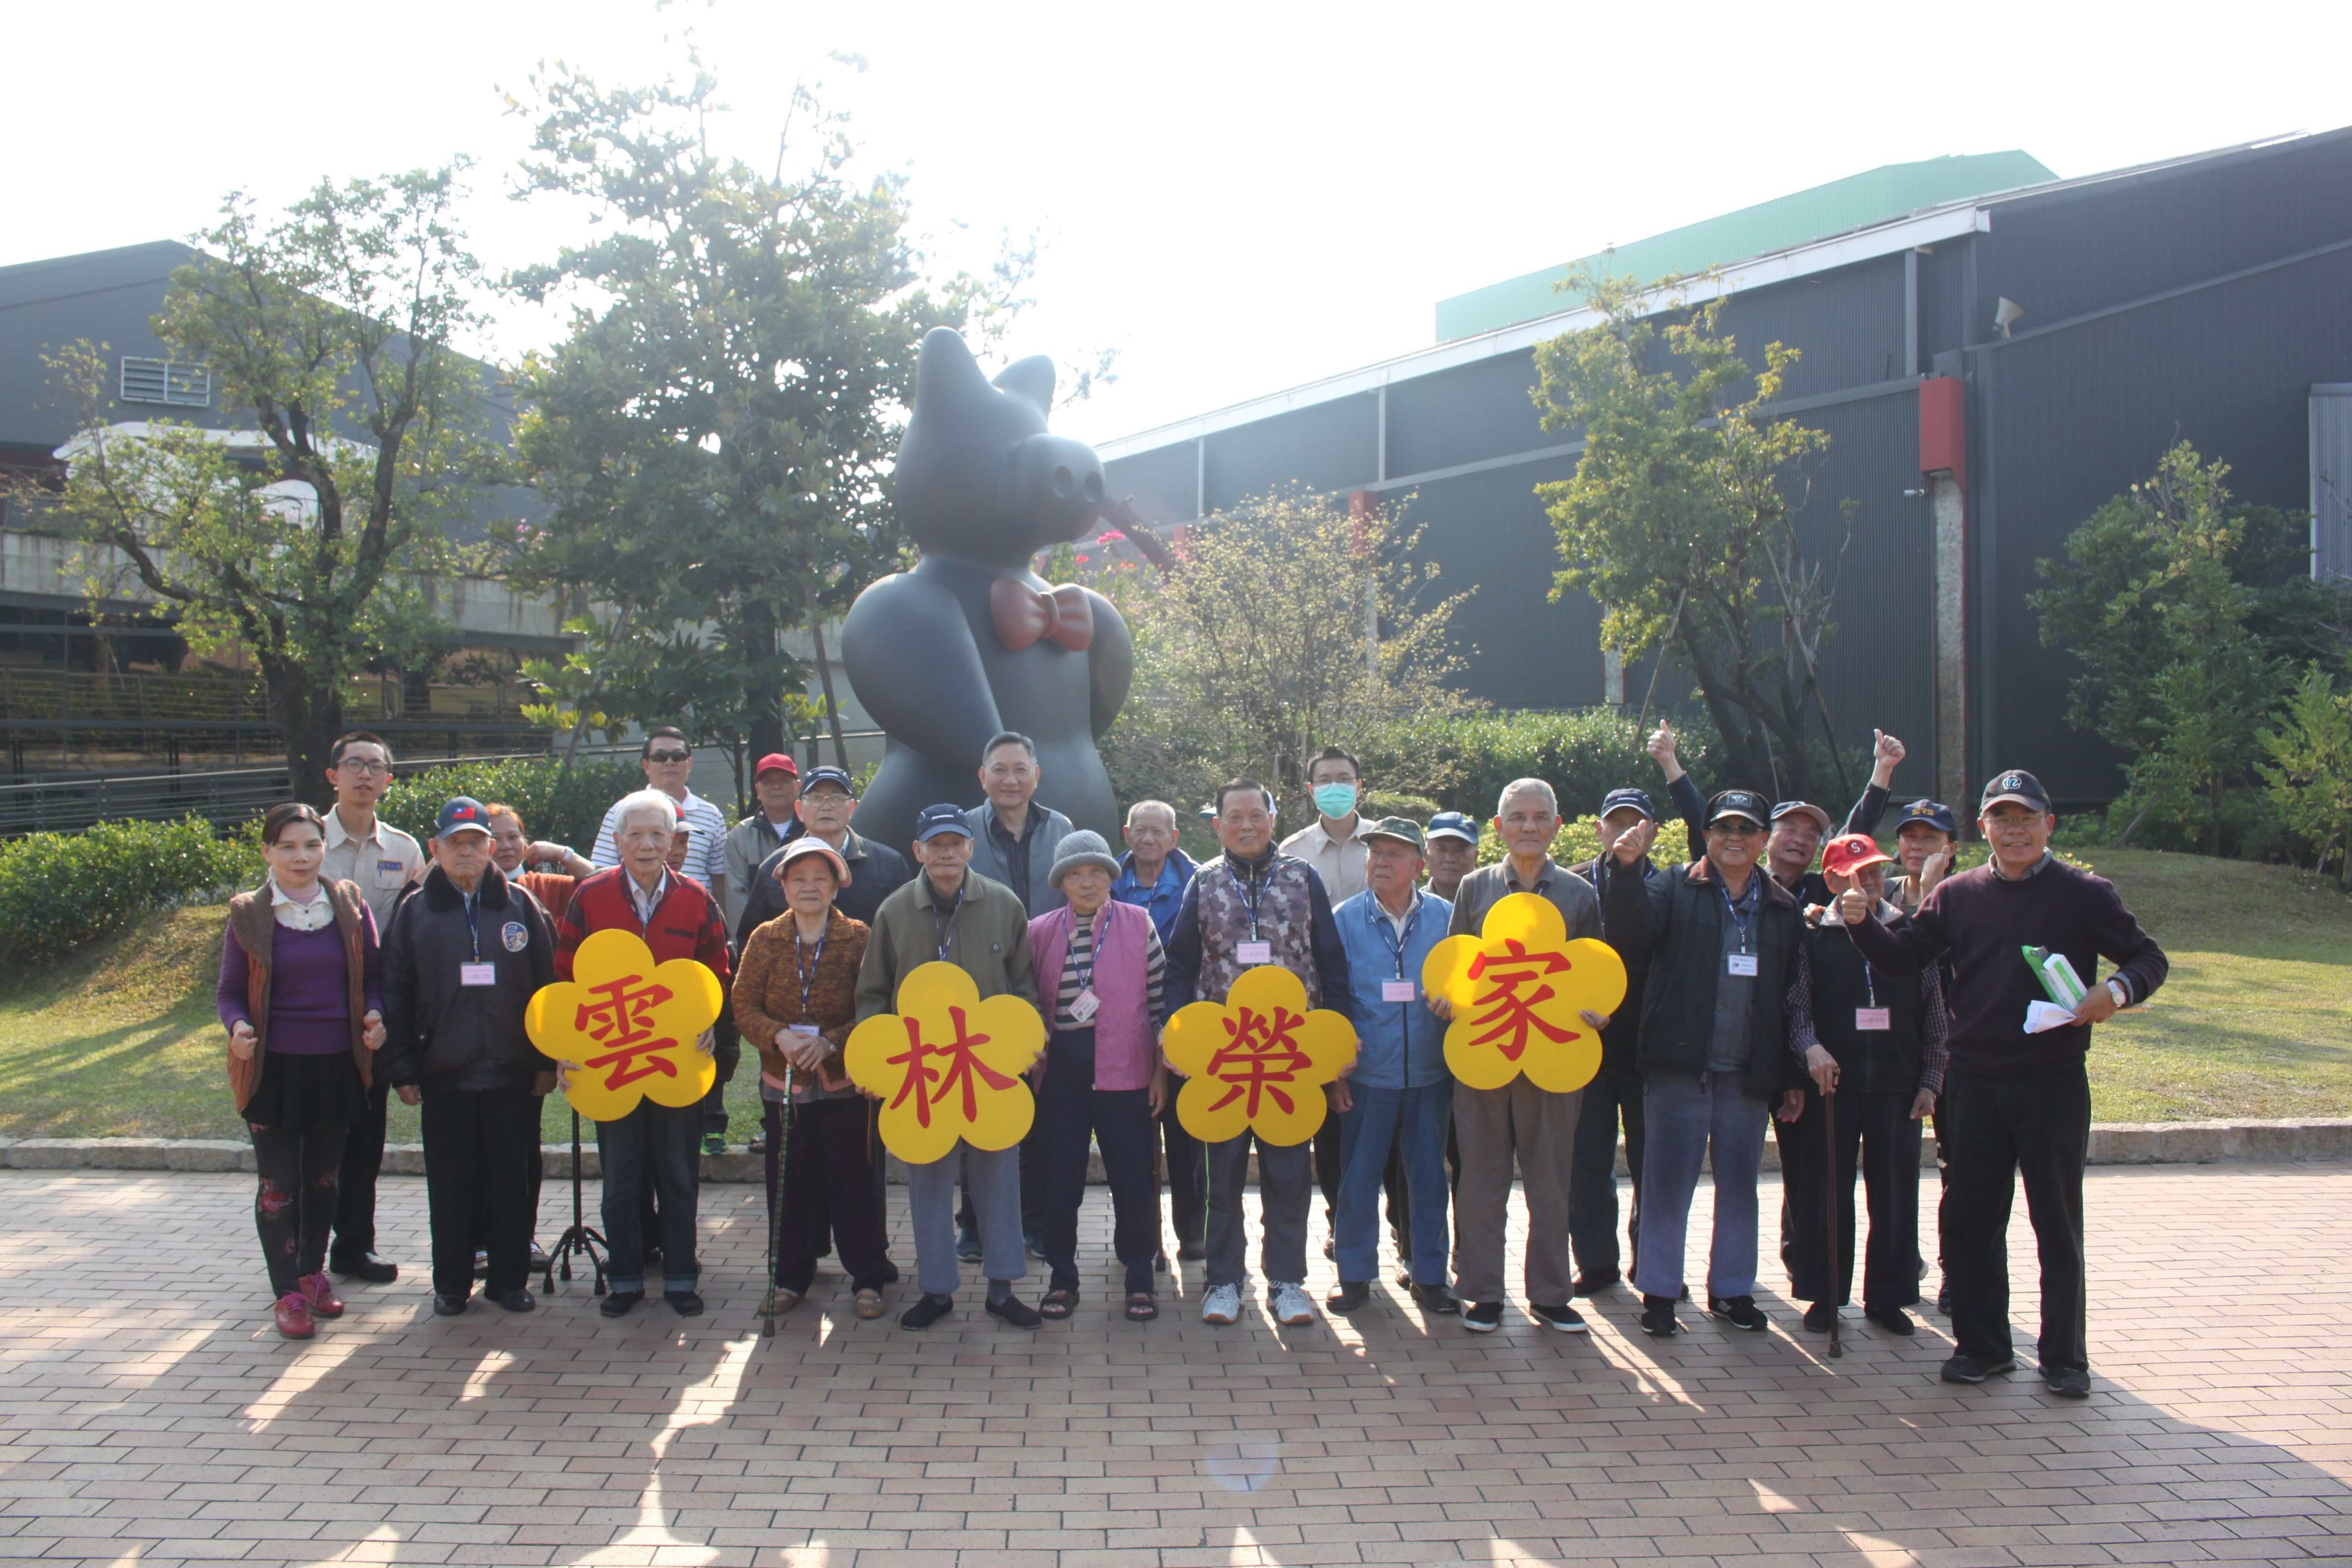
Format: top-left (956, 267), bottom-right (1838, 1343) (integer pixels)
top-left (0, 817), bottom-right (262, 969)
top-left (374, 758), bottom-right (643, 854)
top-left (1362, 707), bottom-right (1721, 821)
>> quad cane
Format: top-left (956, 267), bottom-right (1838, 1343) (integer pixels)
top-left (544, 1097), bottom-right (608, 1296)
top-left (1819, 1080), bottom-right (1842, 1359)
top-left (762, 1067), bottom-right (794, 1338)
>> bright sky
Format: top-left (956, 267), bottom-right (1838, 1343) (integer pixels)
top-left (8, 0), bottom-right (2348, 448)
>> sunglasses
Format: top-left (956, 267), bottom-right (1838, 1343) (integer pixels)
top-left (645, 750), bottom-right (692, 764)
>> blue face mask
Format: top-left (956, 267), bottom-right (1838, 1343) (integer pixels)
top-left (1312, 783), bottom-right (1358, 820)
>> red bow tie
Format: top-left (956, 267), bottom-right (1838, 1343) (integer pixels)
top-left (990, 580), bottom-right (1095, 653)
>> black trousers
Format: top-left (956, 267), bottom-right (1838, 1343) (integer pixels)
top-left (1385, 1113), bottom-right (1457, 1266)
top-left (763, 1097), bottom-right (892, 1293)
top-left (420, 1086), bottom-right (538, 1300)
top-left (329, 1078), bottom-right (389, 1266)
top-left (1781, 1085), bottom-right (1921, 1310)
top-left (1567, 1064), bottom-right (1645, 1281)
top-left (1157, 1073), bottom-right (1206, 1253)
top-left (1941, 1060), bottom-right (2092, 1372)
top-left (1032, 1030), bottom-right (1160, 1294)
top-left (699, 1038), bottom-right (740, 1138)
top-left (250, 1119), bottom-right (349, 1297)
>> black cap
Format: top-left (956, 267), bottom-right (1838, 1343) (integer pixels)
top-left (1706, 789), bottom-right (1770, 828)
top-left (1896, 798), bottom-right (1959, 835)
top-left (1599, 786), bottom-right (1656, 821)
top-left (1979, 769), bottom-right (2051, 814)
top-left (914, 803), bottom-right (972, 842)
top-left (802, 765), bottom-right (855, 794)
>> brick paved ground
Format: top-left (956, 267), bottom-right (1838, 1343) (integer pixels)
top-left (2, 1163), bottom-right (2348, 1568)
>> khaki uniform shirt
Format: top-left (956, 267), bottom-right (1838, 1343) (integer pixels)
top-left (1279, 816), bottom-right (1375, 905)
top-left (321, 811), bottom-right (424, 931)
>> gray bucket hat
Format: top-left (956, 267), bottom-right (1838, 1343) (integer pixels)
top-left (1048, 829), bottom-right (1121, 889)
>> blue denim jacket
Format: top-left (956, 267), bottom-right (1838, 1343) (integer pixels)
top-left (1333, 887), bottom-right (1452, 1090)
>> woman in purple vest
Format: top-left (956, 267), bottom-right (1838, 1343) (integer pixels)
top-left (1027, 831), bottom-right (1171, 1322)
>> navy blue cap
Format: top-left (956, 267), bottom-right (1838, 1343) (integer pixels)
top-left (1599, 787), bottom-right (1656, 821)
top-left (914, 803), bottom-right (972, 842)
top-left (801, 765), bottom-right (855, 794)
top-left (1425, 811), bottom-right (1479, 845)
top-left (436, 796), bottom-right (492, 838)
top-left (1980, 769), bottom-right (2052, 813)
top-left (1896, 798), bottom-right (1959, 835)
top-left (1706, 789), bottom-right (1770, 828)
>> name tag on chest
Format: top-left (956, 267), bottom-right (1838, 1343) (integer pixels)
top-left (1069, 987), bottom-right (1100, 1023)
top-left (789, 1023), bottom-right (820, 1037)
top-left (459, 962), bottom-right (497, 987)
top-left (1854, 1007), bottom-right (1892, 1031)
top-left (1236, 940), bottom-right (1273, 966)
top-left (1726, 953), bottom-right (1759, 978)
top-left (377, 859), bottom-right (406, 881)
top-left (1381, 979), bottom-right (1417, 1003)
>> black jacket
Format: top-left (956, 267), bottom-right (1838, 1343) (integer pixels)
top-left (380, 864), bottom-right (556, 1093)
top-left (1802, 913), bottom-right (1932, 1097)
top-left (1568, 852), bottom-right (1653, 1077)
top-left (735, 828), bottom-right (913, 950)
top-left (1601, 855), bottom-right (1805, 1102)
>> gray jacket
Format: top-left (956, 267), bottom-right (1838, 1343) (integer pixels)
top-left (960, 802), bottom-right (1075, 915)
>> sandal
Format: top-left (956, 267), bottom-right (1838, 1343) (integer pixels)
top-left (1039, 1288), bottom-right (1078, 1320)
top-left (853, 1289), bottom-right (884, 1320)
top-left (1125, 1291), bottom-right (1159, 1322)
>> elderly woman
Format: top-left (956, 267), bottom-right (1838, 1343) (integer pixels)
top-left (216, 802), bottom-right (387, 1339)
top-left (1027, 830), bottom-right (1171, 1322)
top-left (733, 836), bottom-right (890, 1319)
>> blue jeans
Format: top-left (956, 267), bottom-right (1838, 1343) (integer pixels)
top-left (1335, 1081), bottom-right (1453, 1286)
top-left (1633, 1070), bottom-right (1769, 1301)
top-left (597, 1098), bottom-right (701, 1294)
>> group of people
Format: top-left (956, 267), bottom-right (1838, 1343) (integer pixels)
top-left (218, 720), bottom-right (2166, 1399)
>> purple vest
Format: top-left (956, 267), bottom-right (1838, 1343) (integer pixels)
top-left (1028, 900), bottom-right (1156, 1091)
top-left (1192, 853), bottom-right (1322, 1008)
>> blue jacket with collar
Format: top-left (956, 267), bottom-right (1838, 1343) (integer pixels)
top-left (1332, 887), bottom-right (1452, 1090)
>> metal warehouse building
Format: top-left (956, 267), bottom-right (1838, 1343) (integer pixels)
top-left (1096, 131), bottom-right (2352, 810)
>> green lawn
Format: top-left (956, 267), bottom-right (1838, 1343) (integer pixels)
top-left (1, 848), bottom-right (2345, 1141)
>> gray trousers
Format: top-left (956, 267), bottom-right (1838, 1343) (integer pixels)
top-left (1205, 1132), bottom-right (1312, 1289)
top-left (1452, 1078), bottom-right (1582, 1307)
top-left (1633, 1070), bottom-right (1770, 1300)
top-left (905, 1142), bottom-right (1026, 1297)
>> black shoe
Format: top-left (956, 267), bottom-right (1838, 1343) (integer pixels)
top-left (493, 1288), bottom-right (536, 1314)
top-left (1409, 1282), bottom-right (1460, 1316)
top-left (664, 1289), bottom-right (704, 1317)
top-left (900, 1292), bottom-right (954, 1329)
top-left (331, 1252), bottom-right (398, 1284)
top-left (1867, 1305), bottom-right (1915, 1336)
top-left (1393, 1267), bottom-right (1413, 1289)
top-left (431, 1293), bottom-right (468, 1316)
top-left (642, 1245), bottom-right (661, 1266)
top-left (1529, 1301), bottom-right (1588, 1334)
top-left (2043, 1366), bottom-right (2092, 1399)
top-left (1572, 1271), bottom-right (1620, 1297)
top-left (1933, 1285), bottom-right (1949, 1315)
top-left (954, 1227), bottom-right (981, 1263)
top-left (1463, 1300), bottom-right (1503, 1333)
top-left (985, 1294), bottom-right (1042, 1328)
top-left (1940, 1352), bottom-right (2017, 1384)
top-left (599, 1290), bottom-right (642, 1318)
top-left (1803, 1302), bottom-right (1836, 1333)
top-left (874, 1261), bottom-right (902, 1286)
top-left (1707, 1294), bottom-right (1768, 1331)
top-left (1326, 1281), bottom-right (1371, 1314)
top-left (1639, 1295), bottom-right (1679, 1337)
top-left (1176, 1241), bottom-right (1208, 1262)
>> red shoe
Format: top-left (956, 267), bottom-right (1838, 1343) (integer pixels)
top-left (274, 1291), bottom-right (316, 1340)
top-left (298, 1272), bottom-right (344, 1318)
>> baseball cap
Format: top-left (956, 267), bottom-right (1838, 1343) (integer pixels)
top-left (1361, 816), bottom-right (1425, 851)
top-left (1980, 769), bottom-right (2052, 813)
top-left (1425, 811), bottom-right (1479, 845)
top-left (1771, 800), bottom-right (1834, 833)
top-left (1706, 789), bottom-right (1770, 828)
top-left (801, 765), bottom-right (855, 794)
top-left (776, 835), bottom-right (850, 884)
top-left (435, 797), bottom-right (492, 839)
top-left (1820, 833), bottom-right (1891, 881)
top-left (753, 752), bottom-right (798, 780)
top-left (1896, 798), bottom-right (1959, 836)
top-left (914, 803), bottom-right (972, 842)
top-left (1599, 786), bottom-right (1656, 821)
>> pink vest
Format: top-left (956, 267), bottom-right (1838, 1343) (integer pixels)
top-left (1027, 900), bottom-right (1156, 1091)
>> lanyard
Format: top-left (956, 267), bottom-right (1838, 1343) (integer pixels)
top-left (1372, 894), bottom-right (1423, 979)
top-left (460, 887), bottom-right (482, 962)
top-left (1225, 860), bottom-right (1268, 939)
top-left (794, 924), bottom-right (828, 1016)
top-left (1718, 873), bottom-right (1758, 955)
top-left (930, 881), bottom-right (965, 962)
top-left (1067, 911), bottom-right (1098, 990)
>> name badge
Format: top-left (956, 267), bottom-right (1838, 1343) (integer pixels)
top-left (1381, 979), bottom-right (1417, 1003)
top-left (377, 859), bottom-right (405, 880)
top-left (459, 962), bottom-right (497, 987)
top-left (1854, 1007), bottom-right (1892, 1031)
top-left (1069, 987), bottom-right (1100, 1023)
top-left (1726, 953), bottom-right (1759, 977)
top-left (789, 1023), bottom-right (820, 1037)
top-left (1236, 940), bottom-right (1273, 966)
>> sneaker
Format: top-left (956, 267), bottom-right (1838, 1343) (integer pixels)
top-left (1572, 1271), bottom-right (1620, 1297)
top-left (1200, 1283), bottom-right (1242, 1324)
top-left (2043, 1366), bottom-right (2092, 1399)
top-left (1409, 1282), bottom-right (1460, 1316)
top-left (701, 1132), bottom-right (728, 1157)
top-left (1269, 1282), bottom-right (1315, 1326)
top-left (1866, 1305), bottom-right (1915, 1336)
top-left (1528, 1301), bottom-right (1588, 1334)
top-left (1940, 1352), bottom-right (2017, 1384)
top-left (296, 1272), bottom-right (344, 1319)
top-left (1803, 1302), bottom-right (1837, 1333)
top-left (1707, 1294), bottom-right (1768, 1331)
top-left (1325, 1281), bottom-right (1371, 1314)
top-left (900, 1292), bottom-right (954, 1330)
top-left (664, 1289), bottom-right (704, 1317)
top-left (1639, 1294), bottom-right (1679, 1337)
top-left (598, 1290), bottom-right (642, 1319)
top-left (1463, 1300), bottom-right (1504, 1333)
top-left (273, 1291), bottom-right (316, 1339)
top-left (985, 1294), bottom-right (1042, 1329)
top-left (955, 1226), bottom-right (982, 1263)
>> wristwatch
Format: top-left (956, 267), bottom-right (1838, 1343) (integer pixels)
top-left (2106, 978), bottom-right (2129, 1009)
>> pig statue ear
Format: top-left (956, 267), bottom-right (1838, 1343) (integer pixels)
top-left (914, 327), bottom-right (993, 415)
top-left (992, 356), bottom-right (1056, 417)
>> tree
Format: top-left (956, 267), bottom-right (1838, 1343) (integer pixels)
top-left (37, 169), bottom-right (498, 805)
top-left (1531, 270), bottom-right (1851, 800)
top-left (2258, 659), bottom-right (2352, 885)
top-left (506, 52), bottom-right (1023, 770)
top-left (1103, 486), bottom-right (1475, 822)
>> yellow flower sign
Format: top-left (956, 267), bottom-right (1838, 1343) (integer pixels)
top-left (527, 928), bottom-right (723, 1122)
top-left (1421, 892), bottom-right (1626, 1094)
top-left (1162, 965), bottom-right (1358, 1147)
top-left (843, 961), bottom-right (1045, 1166)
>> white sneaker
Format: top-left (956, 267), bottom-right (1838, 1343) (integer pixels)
top-left (1201, 1283), bottom-right (1242, 1324)
top-left (1270, 1281), bottom-right (1316, 1326)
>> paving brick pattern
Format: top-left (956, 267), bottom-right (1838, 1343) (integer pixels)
top-left (2, 1164), bottom-right (2347, 1567)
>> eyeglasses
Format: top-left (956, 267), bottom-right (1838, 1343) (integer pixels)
top-left (336, 759), bottom-right (392, 775)
top-left (645, 750), bottom-right (692, 764)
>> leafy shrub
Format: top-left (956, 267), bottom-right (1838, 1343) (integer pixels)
top-left (0, 817), bottom-right (262, 969)
top-left (375, 757), bottom-right (642, 852)
top-left (1473, 815), bottom-right (1605, 870)
top-left (1362, 707), bottom-right (1722, 821)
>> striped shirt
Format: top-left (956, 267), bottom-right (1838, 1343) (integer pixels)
top-left (591, 788), bottom-right (728, 886)
top-left (1054, 909), bottom-right (1168, 1030)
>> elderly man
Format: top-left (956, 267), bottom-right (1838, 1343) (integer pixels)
top-left (1423, 813), bottom-right (1479, 901)
top-left (1646, 724), bottom-right (1907, 884)
top-left (735, 765), bottom-right (913, 941)
top-left (963, 732), bottom-right (1075, 916)
top-left (720, 752), bottom-right (803, 934)
top-left (858, 804), bottom-right (1044, 1330)
top-left (555, 789), bottom-right (735, 1319)
top-left (591, 727), bottom-right (730, 898)
top-left (1113, 799), bottom-right (1205, 1263)
top-left (1437, 778), bottom-right (1606, 1334)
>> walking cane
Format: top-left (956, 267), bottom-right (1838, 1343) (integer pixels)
top-left (762, 1066), bottom-right (794, 1338)
top-left (1819, 1079), bottom-right (1842, 1359)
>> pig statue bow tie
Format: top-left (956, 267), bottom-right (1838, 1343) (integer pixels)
top-left (990, 580), bottom-right (1094, 653)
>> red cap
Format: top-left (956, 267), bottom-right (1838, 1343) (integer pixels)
top-left (753, 752), bottom-right (798, 779)
top-left (1820, 833), bottom-right (1891, 881)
